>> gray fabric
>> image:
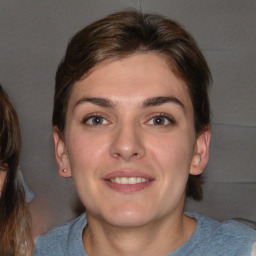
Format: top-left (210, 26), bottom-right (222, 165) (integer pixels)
top-left (33, 212), bottom-right (256, 256)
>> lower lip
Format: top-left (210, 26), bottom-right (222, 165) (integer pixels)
top-left (104, 180), bottom-right (153, 193)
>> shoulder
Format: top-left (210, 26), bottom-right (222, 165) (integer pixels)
top-left (218, 219), bottom-right (256, 241)
top-left (214, 219), bottom-right (256, 255)
top-left (33, 213), bottom-right (87, 256)
top-left (188, 212), bottom-right (256, 239)
top-left (210, 220), bottom-right (256, 255)
top-left (186, 212), bottom-right (256, 255)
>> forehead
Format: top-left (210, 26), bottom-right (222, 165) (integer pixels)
top-left (69, 53), bottom-right (192, 109)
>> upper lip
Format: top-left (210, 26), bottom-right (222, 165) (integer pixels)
top-left (102, 170), bottom-right (154, 180)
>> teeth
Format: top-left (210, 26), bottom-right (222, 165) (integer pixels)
top-left (120, 177), bottom-right (128, 184)
top-left (110, 177), bottom-right (149, 184)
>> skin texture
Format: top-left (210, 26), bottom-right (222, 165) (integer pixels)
top-left (53, 53), bottom-right (210, 255)
top-left (0, 164), bottom-right (7, 196)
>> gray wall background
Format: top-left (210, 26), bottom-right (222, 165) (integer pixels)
top-left (1, 0), bottom-right (255, 232)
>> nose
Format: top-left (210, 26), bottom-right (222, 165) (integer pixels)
top-left (109, 122), bottom-right (146, 161)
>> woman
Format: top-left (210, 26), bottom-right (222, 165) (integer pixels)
top-left (34, 10), bottom-right (256, 255)
top-left (0, 85), bottom-right (33, 256)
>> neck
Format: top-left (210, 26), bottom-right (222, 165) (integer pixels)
top-left (83, 212), bottom-right (196, 256)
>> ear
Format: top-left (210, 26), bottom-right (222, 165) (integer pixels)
top-left (53, 126), bottom-right (72, 178)
top-left (190, 128), bottom-right (211, 175)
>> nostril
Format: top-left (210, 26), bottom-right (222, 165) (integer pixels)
top-left (112, 151), bottom-right (141, 160)
top-left (113, 152), bottom-right (121, 158)
top-left (109, 131), bottom-right (146, 160)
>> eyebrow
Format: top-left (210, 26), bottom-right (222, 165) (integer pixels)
top-left (143, 96), bottom-right (185, 109)
top-left (73, 96), bottom-right (185, 110)
top-left (74, 97), bottom-right (115, 109)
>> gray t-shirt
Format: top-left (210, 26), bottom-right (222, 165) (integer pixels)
top-left (33, 212), bottom-right (256, 256)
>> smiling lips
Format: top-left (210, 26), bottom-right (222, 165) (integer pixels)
top-left (103, 171), bottom-right (154, 193)
top-left (110, 177), bottom-right (149, 184)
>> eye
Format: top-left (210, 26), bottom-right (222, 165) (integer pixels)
top-left (82, 115), bottom-right (109, 126)
top-left (147, 114), bottom-right (175, 126)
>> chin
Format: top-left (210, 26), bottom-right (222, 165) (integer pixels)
top-left (107, 215), bottom-right (149, 228)
top-left (103, 204), bottom-right (153, 228)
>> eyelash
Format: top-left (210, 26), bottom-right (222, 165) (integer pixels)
top-left (81, 113), bottom-right (175, 127)
top-left (81, 114), bottom-right (110, 126)
top-left (146, 114), bottom-right (175, 126)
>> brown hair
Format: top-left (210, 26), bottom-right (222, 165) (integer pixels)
top-left (0, 85), bottom-right (32, 256)
top-left (53, 10), bottom-right (211, 200)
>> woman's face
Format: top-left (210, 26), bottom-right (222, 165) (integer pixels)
top-left (54, 53), bottom-right (209, 227)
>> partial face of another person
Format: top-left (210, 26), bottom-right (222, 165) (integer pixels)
top-left (0, 163), bottom-right (7, 196)
top-left (54, 53), bottom-right (210, 228)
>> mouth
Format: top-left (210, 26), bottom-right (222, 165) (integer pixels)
top-left (103, 171), bottom-right (154, 193)
top-left (109, 177), bottom-right (150, 184)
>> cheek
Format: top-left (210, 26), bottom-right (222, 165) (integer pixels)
top-left (66, 132), bottom-right (110, 206)
top-left (144, 133), bottom-right (194, 214)
top-left (67, 131), bottom-right (109, 175)
top-left (149, 133), bottom-right (194, 174)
